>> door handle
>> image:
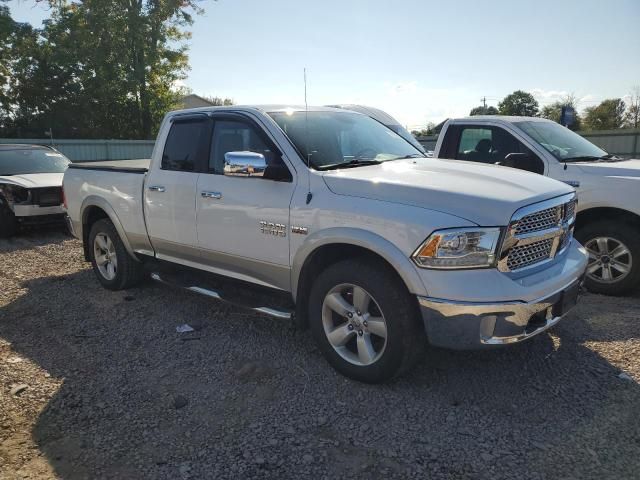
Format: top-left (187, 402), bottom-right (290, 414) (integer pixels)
top-left (201, 191), bottom-right (222, 199)
top-left (148, 185), bottom-right (166, 192)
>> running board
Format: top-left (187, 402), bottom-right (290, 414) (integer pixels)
top-left (150, 272), bottom-right (293, 320)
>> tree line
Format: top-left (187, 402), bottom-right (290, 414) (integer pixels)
top-left (468, 89), bottom-right (640, 131)
top-left (0, 0), bottom-right (205, 140)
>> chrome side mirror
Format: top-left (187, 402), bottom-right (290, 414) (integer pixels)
top-left (223, 151), bottom-right (266, 177)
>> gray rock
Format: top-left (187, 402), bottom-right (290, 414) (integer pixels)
top-left (10, 384), bottom-right (28, 396)
top-left (173, 395), bottom-right (188, 409)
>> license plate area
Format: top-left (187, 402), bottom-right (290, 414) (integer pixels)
top-left (552, 283), bottom-right (580, 317)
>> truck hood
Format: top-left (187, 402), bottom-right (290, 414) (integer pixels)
top-left (574, 158), bottom-right (640, 178)
top-left (322, 158), bottom-right (573, 226)
top-left (0, 172), bottom-right (64, 188)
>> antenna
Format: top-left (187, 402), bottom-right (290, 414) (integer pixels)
top-left (304, 68), bottom-right (312, 204)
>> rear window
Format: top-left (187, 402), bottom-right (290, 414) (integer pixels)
top-left (161, 119), bottom-right (208, 171)
top-left (0, 148), bottom-right (70, 176)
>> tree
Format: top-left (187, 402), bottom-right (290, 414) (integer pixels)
top-left (625, 86), bottom-right (640, 129)
top-left (539, 94), bottom-right (581, 130)
top-left (498, 90), bottom-right (539, 117)
top-left (583, 98), bottom-right (626, 130)
top-left (411, 122), bottom-right (436, 137)
top-left (202, 95), bottom-right (235, 106)
top-left (469, 105), bottom-right (498, 116)
top-left (2, 0), bottom-right (203, 139)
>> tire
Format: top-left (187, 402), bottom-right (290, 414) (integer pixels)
top-left (0, 202), bottom-right (17, 238)
top-left (575, 220), bottom-right (640, 296)
top-left (308, 259), bottom-right (425, 383)
top-left (88, 218), bottom-right (145, 290)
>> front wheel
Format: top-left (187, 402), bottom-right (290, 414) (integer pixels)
top-left (576, 220), bottom-right (640, 296)
top-left (88, 219), bottom-right (145, 290)
top-left (308, 259), bottom-right (425, 383)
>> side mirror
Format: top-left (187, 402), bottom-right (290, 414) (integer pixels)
top-left (501, 153), bottom-right (544, 175)
top-left (224, 151), bottom-right (266, 177)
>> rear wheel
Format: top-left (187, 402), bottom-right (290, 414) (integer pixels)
top-left (88, 219), bottom-right (145, 290)
top-left (308, 259), bottom-right (425, 383)
top-left (0, 203), bottom-right (17, 238)
top-left (576, 220), bottom-right (640, 296)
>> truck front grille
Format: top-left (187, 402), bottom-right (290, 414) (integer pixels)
top-left (506, 238), bottom-right (554, 271)
top-left (513, 198), bottom-right (577, 236)
top-left (498, 194), bottom-right (576, 273)
top-left (32, 187), bottom-right (63, 207)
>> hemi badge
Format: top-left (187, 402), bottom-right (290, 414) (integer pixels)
top-left (291, 226), bottom-right (308, 235)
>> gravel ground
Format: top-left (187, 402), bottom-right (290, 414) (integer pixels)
top-left (1, 228), bottom-right (639, 479)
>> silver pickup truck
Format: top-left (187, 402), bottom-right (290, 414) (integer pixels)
top-left (63, 105), bottom-right (588, 382)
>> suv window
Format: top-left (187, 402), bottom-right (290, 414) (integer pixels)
top-left (455, 126), bottom-right (534, 165)
top-left (209, 120), bottom-right (278, 174)
top-left (161, 119), bottom-right (207, 171)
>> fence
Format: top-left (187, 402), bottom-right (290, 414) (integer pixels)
top-left (579, 129), bottom-right (640, 158)
top-left (416, 129), bottom-right (640, 158)
top-left (0, 138), bottom-right (155, 162)
top-left (2, 128), bottom-right (639, 161)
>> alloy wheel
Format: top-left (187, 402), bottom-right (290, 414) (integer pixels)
top-left (321, 283), bottom-right (388, 366)
top-left (94, 232), bottom-right (118, 281)
top-left (585, 236), bottom-right (632, 284)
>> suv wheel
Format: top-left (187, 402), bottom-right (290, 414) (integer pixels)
top-left (88, 219), bottom-right (145, 290)
top-left (308, 259), bottom-right (424, 383)
top-left (576, 220), bottom-right (640, 296)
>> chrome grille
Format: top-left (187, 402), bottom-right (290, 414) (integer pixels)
top-left (513, 205), bottom-right (560, 235)
top-left (507, 238), bottom-right (554, 271)
top-left (564, 199), bottom-right (576, 222)
top-left (498, 193), bottom-right (577, 273)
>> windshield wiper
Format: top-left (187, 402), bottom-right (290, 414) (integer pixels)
top-left (388, 154), bottom-right (426, 161)
top-left (316, 159), bottom-right (382, 171)
top-left (563, 154), bottom-right (620, 163)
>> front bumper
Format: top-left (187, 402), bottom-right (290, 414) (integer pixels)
top-left (13, 204), bottom-right (65, 217)
top-left (418, 277), bottom-right (584, 349)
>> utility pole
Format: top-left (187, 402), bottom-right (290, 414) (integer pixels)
top-left (481, 96), bottom-right (487, 109)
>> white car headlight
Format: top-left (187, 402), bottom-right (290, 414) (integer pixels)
top-left (412, 227), bottom-right (502, 269)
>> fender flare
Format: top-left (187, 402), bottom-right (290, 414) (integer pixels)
top-left (80, 195), bottom-right (139, 259)
top-left (291, 227), bottom-right (428, 302)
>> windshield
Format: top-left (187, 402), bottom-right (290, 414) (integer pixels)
top-left (268, 111), bottom-right (424, 169)
top-left (516, 121), bottom-right (608, 161)
top-left (0, 148), bottom-right (70, 176)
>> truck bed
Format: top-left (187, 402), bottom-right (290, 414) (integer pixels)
top-left (68, 159), bottom-right (150, 173)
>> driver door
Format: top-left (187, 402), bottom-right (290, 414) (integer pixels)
top-left (195, 114), bottom-right (296, 290)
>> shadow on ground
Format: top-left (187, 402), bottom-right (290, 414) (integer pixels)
top-left (1, 267), bottom-right (639, 478)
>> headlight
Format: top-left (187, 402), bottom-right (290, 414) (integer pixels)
top-left (412, 227), bottom-right (502, 269)
top-left (0, 184), bottom-right (30, 203)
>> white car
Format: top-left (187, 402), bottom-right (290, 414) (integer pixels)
top-left (434, 116), bottom-right (640, 295)
top-left (0, 144), bottom-right (69, 237)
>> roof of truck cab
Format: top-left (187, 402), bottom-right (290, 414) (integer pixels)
top-left (455, 115), bottom-right (552, 123)
top-left (168, 105), bottom-right (362, 116)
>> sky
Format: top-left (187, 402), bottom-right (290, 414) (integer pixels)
top-left (8, 0), bottom-right (640, 129)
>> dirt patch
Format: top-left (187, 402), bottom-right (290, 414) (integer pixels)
top-left (1, 229), bottom-right (639, 479)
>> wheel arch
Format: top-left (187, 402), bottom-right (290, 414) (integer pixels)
top-left (80, 197), bottom-right (138, 261)
top-left (291, 228), bottom-right (427, 329)
top-left (575, 206), bottom-right (640, 233)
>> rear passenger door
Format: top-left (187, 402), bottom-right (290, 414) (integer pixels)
top-left (144, 115), bottom-right (210, 264)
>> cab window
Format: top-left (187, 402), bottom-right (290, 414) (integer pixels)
top-left (455, 126), bottom-right (543, 173)
top-left (209, 120), bottom-right (279, 174)
top-left (161, 119), bottom-right (208, 172)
